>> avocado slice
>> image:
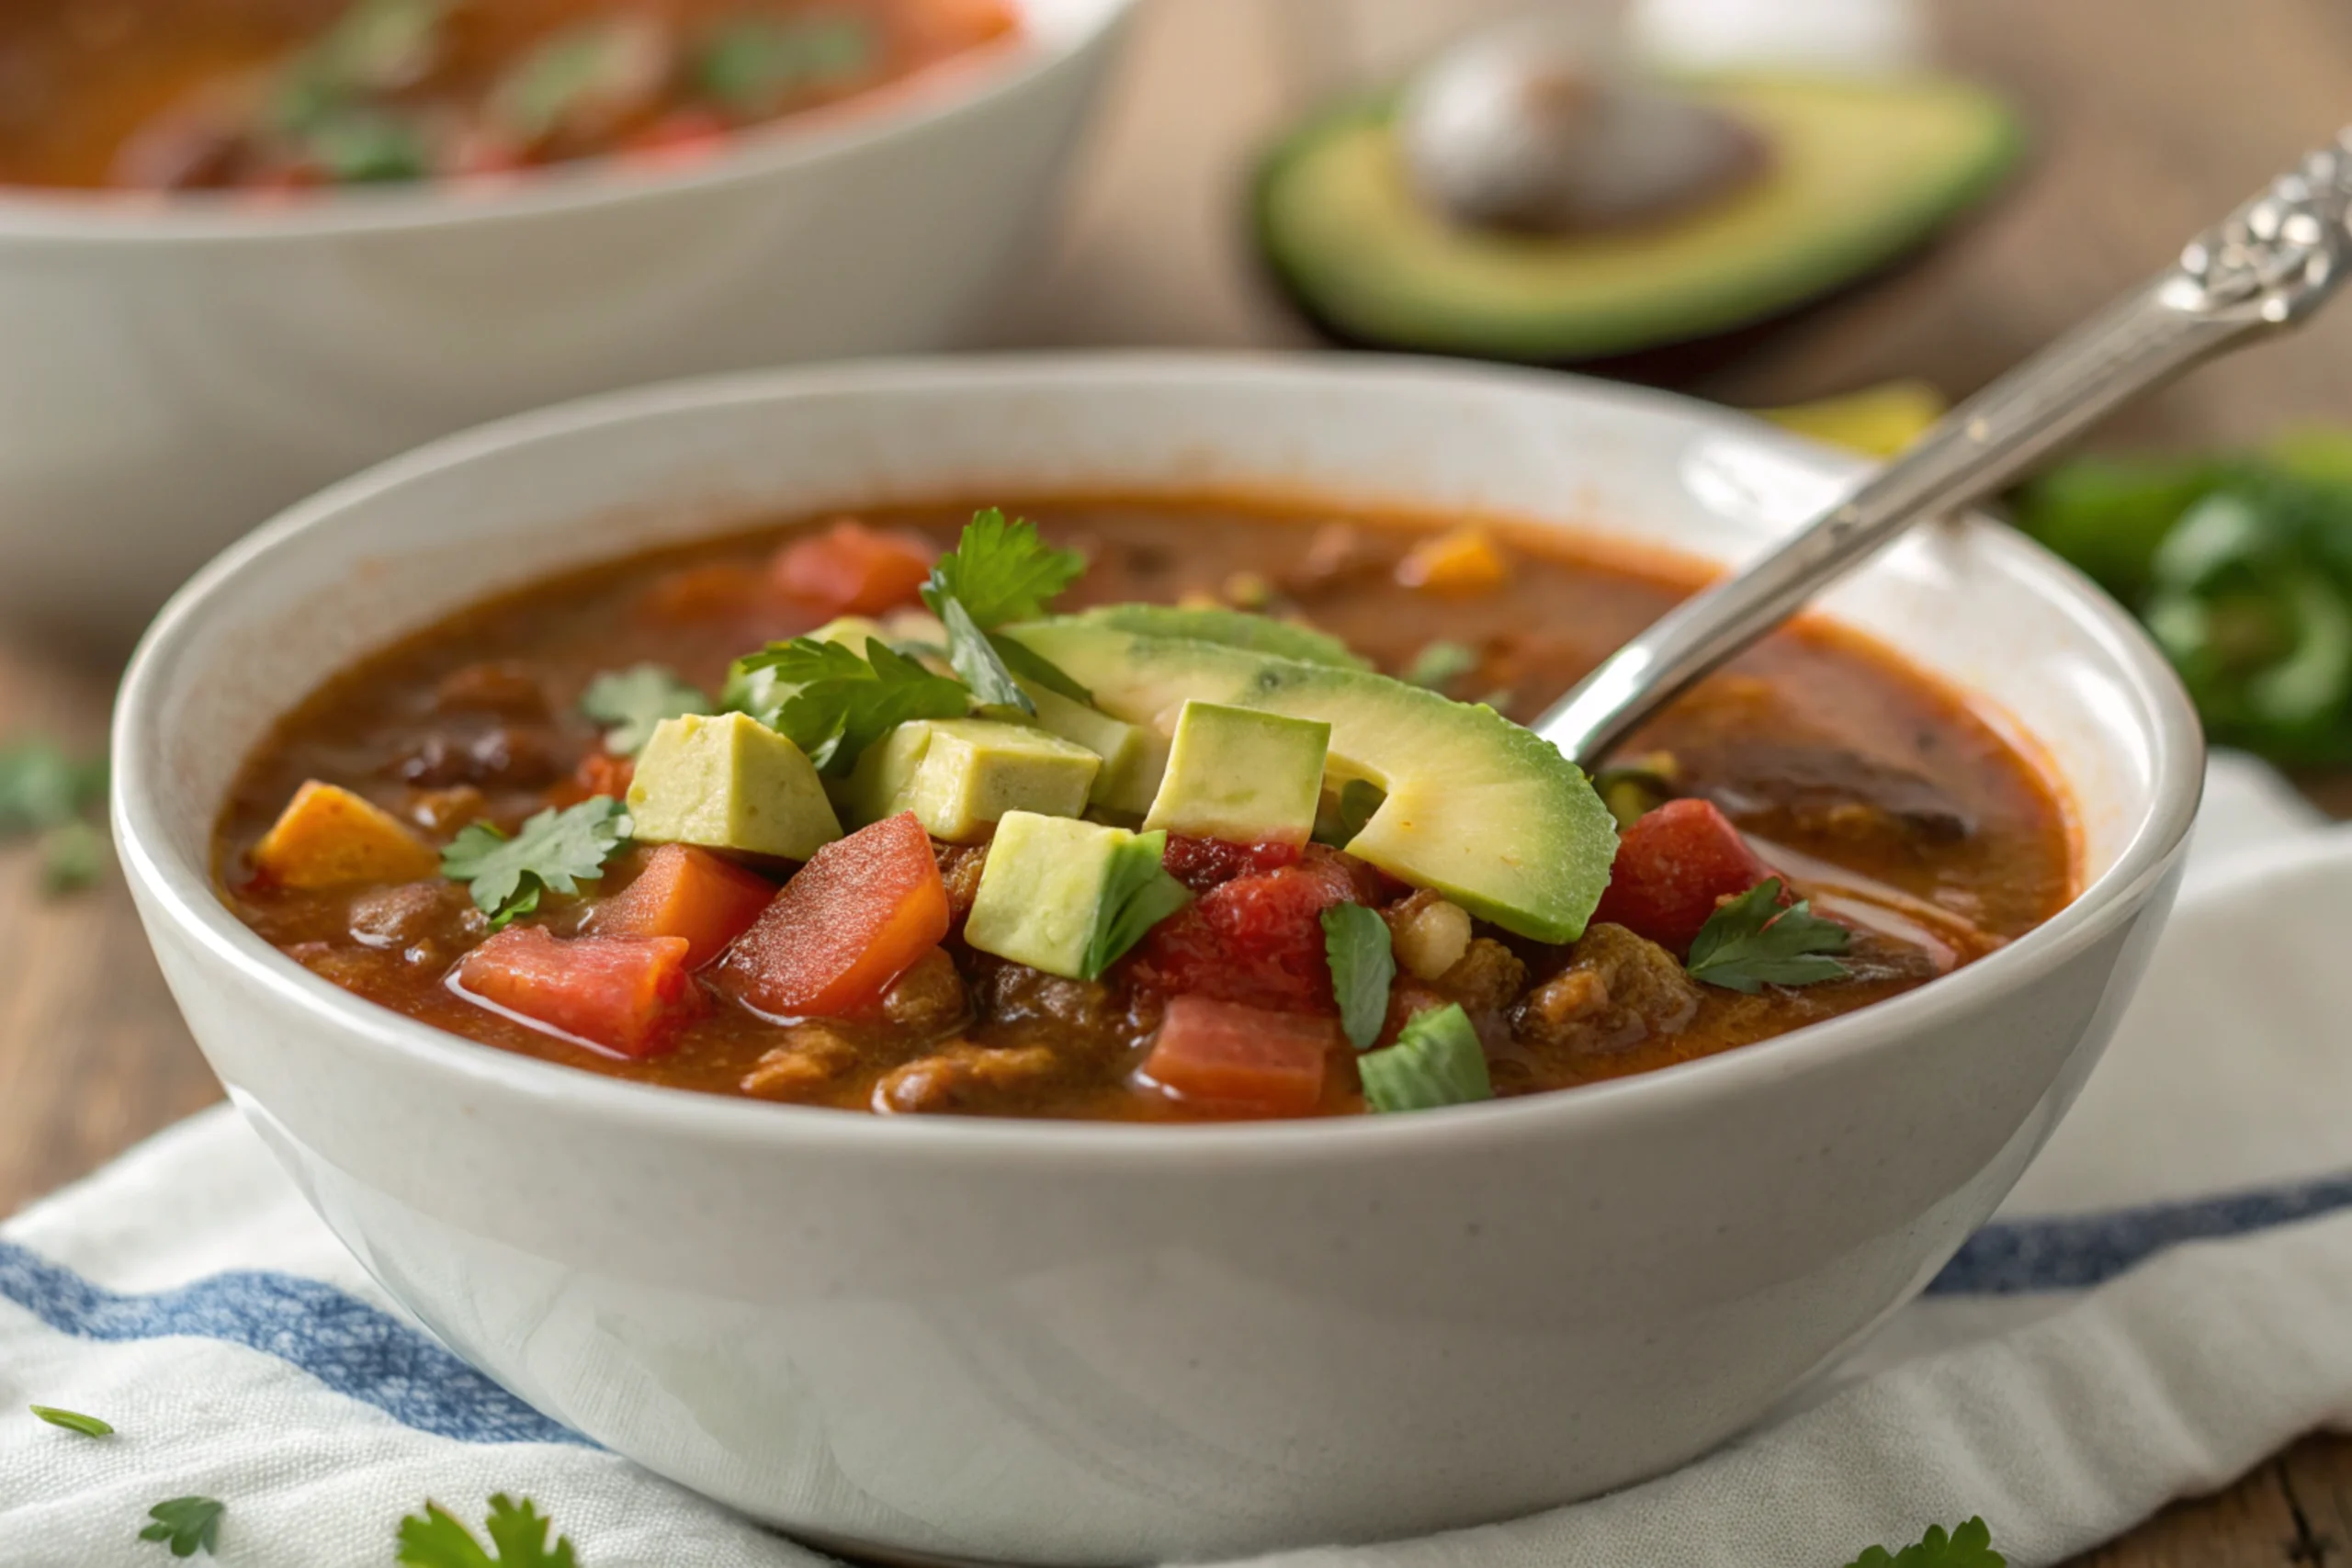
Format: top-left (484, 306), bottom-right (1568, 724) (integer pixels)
top-left (629, 712), bottom-right (842, 862)
top-left (1071, 605), bottom-right (1370, 670)
top-left (842, 717), bottom-right (1100, 842)
top-left (1023, 682), bottom-right (1170, 817)
top-left (1005, 619), bottom-right (1617, 942)
top-left (1256, 74), bottom-right (2022, 362)
top-left (1145, 700), bottom-right (1330, 846)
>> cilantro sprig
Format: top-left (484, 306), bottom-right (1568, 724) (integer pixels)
top-left (29, 1404), bottom-right (112, 1437)
top-left (729, 637), bottom-right (968, 776)
top-left (398, 1494), bottom-right (576, 1568)
top-left (1358, 1002), bottom-right (1492, 1112)
top-left (579, 665), bottom-right (709, 756)
top-left (141, 1496), bottom-right (225, 1558)
top-left (1685, 878), bottom-right (1852, 994)
top-left (922, 510), bottom-right (1091, 712)
top-left (441, 797), bottom-right (630, 928)
top-left (1321, 903), bottom-right (1395, 1050)
top-left (1844, 1517), bottom-right (2004, 1568)
top-left (1082, 829), bottom-right (1193, 979)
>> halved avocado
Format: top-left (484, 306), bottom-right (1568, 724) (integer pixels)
top-left (1072, 604), bottom-right (1371, 669)
top-left (1007, 617), bottom-right (1618, 942)
top-left (1256, 75), bottom-right (2022, 363)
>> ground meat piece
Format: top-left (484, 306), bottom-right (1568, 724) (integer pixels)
top-left (976, 960), bottom-right (1124, 1039)
top-left (741, 1023), bottom-right (861, 1101)
top-left (936, 842), bottom-right (988, 926)
top-left (1161, 835), bottom-right (1300, 895)
top-left (435, 661), bottom-right (549, 719)
top-left (1384, 889), bottom-right (1472, 981)
top-left (1434, 938), bottom-right (1527, 1015)
top-left (875, 1043), bottom-right (1062, 1114)
top-left (346, 880), bottom-right (484, 964)
top-left (393, 726), bottom-right (565, 790)
top-left (882, 948), bottom-right (968, 1035)
top-left (1514, 923), bottom-right (1701, 1057)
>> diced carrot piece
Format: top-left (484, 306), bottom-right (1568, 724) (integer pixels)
top-left (457, 925), bottom-right (705, 1058)
top-left (253, 781), bottom-right (442, 890)
top-left (1141, 995), bottom-right (1336, 1117)
top-left (575, 751), bottom-right (636, 801)
top-left (1591, 797), bottom-right (1778, 954)
top-left (638, 561), bottom-right (777, 626)
top-left (716, 812), bottom-right (950, 1017)
top-left (594, 843), bottom-right (776, 968)
top-left (772, 520), bottom-right (935, 617)
top-left (1396, 527), bottom-right (1508, 596)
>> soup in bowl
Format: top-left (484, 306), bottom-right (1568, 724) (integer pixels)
top-left (115, 357), bottom-right (2199, 1562)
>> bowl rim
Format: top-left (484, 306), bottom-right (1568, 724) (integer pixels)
top-left (112, 352), bottom-right (2206, 1168)
top-left (0, 0), bottom-right (1136, 245)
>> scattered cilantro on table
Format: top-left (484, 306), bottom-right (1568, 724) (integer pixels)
top-left (578, 665), bottom-right (709, 756)
top-left (1685, 878), bottom-right (1851, 994)
top-left (1843, 1516), bottom-right (2004, 1568)
top-left (29, 1404), bottom-right (112, 1437)
top-left (397, 1494), bottom-right (578, 1568)
top-left (922, 509), bottom-right (1091, 711)
top-left (729, 636), bottom-right (969, 775)
top-left (140, 1496), bottom-right (225, 1558)
top-left (0, 736), bottom-right (111, 897)
top-left (1081, 829), bottom-right (1193, 979)
top-left (1358, 1002), bottom-right (1492, 1112)
top-left (1320, 903), bottom-right (1395, 1050)
top-left (441, 796), bottom-right (630, 928)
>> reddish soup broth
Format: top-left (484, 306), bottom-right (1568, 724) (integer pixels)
top-left (216, 499), bottom-right (2074, 1122)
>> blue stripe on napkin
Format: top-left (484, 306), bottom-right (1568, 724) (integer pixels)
top-left (1927, 1171), bottom-right (2352, 1295)
top-left (0, 1239), bottom-right (587, 1447)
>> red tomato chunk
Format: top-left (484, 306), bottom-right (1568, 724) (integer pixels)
top-left (1129, 845), bottom-right (1378, 1013)
top-left (1591, 798), bottom-right (1776, 954)
top-left (457, 926), bottom-right (704, 1059)
top-left (594, 844), bottom-right (776, 969)
top-left (717, 812), bottom-right (949, 1018)
top-left (1141, 995), bottom-right (1337, 1117)
top-left (772, 521), bottom-right (935, 618)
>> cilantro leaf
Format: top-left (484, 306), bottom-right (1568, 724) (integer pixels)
top-left (1401, 639), bottom-right (1479, 691)
top-left (1844, 1517), bottom-right (2004, 1568)
top-left (30, 1404), bottom-right (112, 1437)
top-left (694, 14), bottom-right (873, 114)
top-left (923, 509), bottom-right (1086, 626)
top-left (0, 738), bottom-right (106, 835)
top-left (1082, 829), bottom-right (1193, 979)
top-left (1357, 1003), bottom-right (1492, 1112)
top-left (399, 1495), bottom-right (578, 1568)
top-left (1321, 904), bottom-right (1395, 1050)
top-left (1685, 878), bottom-right (1852, 994)
top-left (141, 1496), bottom-right (225, 1558)
top-left (579, 664), bottom-right (711, 755)
top-left (1313, 777), bottom-right (1385, 849)
top-left (989, 628), bottom-right (1091, 703)
top-left (442, 796), bottom-right (630, 928)
top-left (936, 596), bottom-right (1028, 711)
top-left (735, 636), bottom-right (970, 775)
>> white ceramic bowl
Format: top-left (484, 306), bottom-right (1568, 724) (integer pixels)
top-left (114, 356), bottom-right (2201, 1564)
top-left (0, 0), bottom-right (1132, 645)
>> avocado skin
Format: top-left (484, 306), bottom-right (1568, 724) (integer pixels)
top-left (1255, 75), bottom-right (2024, 366)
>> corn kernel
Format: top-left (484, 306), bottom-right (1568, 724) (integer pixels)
top-left (1396, 527), bottom-right (1508, 596)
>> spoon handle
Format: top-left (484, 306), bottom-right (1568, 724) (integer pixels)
top-left (1537, 130), bottom-right (2352, 770)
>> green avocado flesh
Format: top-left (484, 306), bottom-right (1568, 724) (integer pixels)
top-left (1070, 605), bottom-right (1372, 670)
top-left (1256, 74), bottom-right (2022, 362)
top-left (1006, 619), bottom-right (1618, 942)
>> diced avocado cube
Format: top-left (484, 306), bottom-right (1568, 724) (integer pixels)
top-left (965, 811), bottom-right (1190, 980)
top-left (1143, 699), bottom-right (1329, 845)
top-left (1023, 682), bottom-right (1170, 818)
top-left (628, 712), bottom-right (842, 861)
top-left (844, 717), bottom-right (1100, 843)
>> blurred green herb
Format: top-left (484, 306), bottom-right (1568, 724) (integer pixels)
top-left (0, 737), bottom-right (109, 897)
top-left (397, 1494), bottom-right (576, 1567)
top-left (30, 1404), bottom-right (113, 1437)
top-left (1842, 1516), bottom-right (2003, 1568)
top-left (693, 14), bottom-right (874, 116)
top-left (141, 1496), bottom-right (225, 1558)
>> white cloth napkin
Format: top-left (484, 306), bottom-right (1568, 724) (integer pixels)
top-left (6, 752), bottom-right (2350, 1568)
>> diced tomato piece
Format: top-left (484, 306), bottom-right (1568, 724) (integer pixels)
top-left (717, 812), bottom-right (950, 1017)
top-left (1142, 995), bottom-right (1336, 1117)
top-left (457, 926), bottom-right (705, 1059)
top-left (1160, 834), bottom-right (1302, 895)
top-left (1591, 797), bottom-right (1778, 954)
top-left (594, 844), bottom-right (777, 969)
top-left (576, 750), bottom-right (636, 800)
top-left (772, 520), bottom-right (935, 617)
top-left (1129, 845), bottom-right (1376, 1013)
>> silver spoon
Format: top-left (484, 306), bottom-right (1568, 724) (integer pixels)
top-left (1536, 130), bottom-right (2352, 769)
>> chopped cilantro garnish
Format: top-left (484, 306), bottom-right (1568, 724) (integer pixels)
top-left (1844, 1517), bottom-right (2004, 1568)
top-left (1684, 878), bottom-right (1852, 994)
top-left (1321, 904), bottom-right (1394, 1050)
top-left (491, 18), bottom-right (657, 143)
top-left (731, 637), bottom-right (969, 775)
top-left (0, 737), bottom-right (110, 897)
top-left (579, 664), bottom-right (710, 756)
top-left (141, 1496), bottom-right (225, 1558)
top-left (694, 14), bottom-right (873, 114)
top-left (397, 1494), bottom-right (577, 1568)
top-left (1083, 829), bottom-right (1193, 979)
top-left (442, 796), bottom-right (630, 928)
top-left (1357, 1003), bottom-right (1492, 1112)
top-left (29, 1404), bottom-right (112, 1437)
top-left (1312, 777), bottom-right (1385, 848)
top-left (1401, 639), bottom-right (1479, 691)
top-left (921, 510), bottom-right (1091, 716)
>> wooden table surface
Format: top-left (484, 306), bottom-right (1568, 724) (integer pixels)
top-left (6, 0), bottom-right (2351, 1561)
